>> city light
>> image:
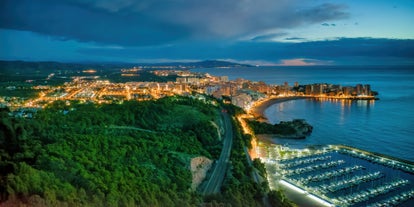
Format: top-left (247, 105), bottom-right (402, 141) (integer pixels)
top-left (1, 68), bottom-right (378, 114)
top-left (306, 194), bottom-right (334, 207)
top-left (279, 180), bottom-right (306, 194)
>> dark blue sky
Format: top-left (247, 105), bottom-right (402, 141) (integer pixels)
top-left (1, 0), bottom-right (414, 65)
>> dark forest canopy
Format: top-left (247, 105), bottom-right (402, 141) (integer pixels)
top-left (246, 119), bottom-right (313, 139)
top-left (0, 96), bottom-right (294, 207)
top-left (0, 96), bottom-right (222, 206)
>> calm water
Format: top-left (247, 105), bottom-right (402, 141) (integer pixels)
top-left (193, 66), bottom-right (414, 161)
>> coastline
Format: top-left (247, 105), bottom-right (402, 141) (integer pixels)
top-left (250, 96), bottom-right (307, 122)
top-left (247, 96), bottom-right (414, 207)
top-left (250, 95), bottom-right (377, 122)
top-left (250, 97), bottom-right (414, 166)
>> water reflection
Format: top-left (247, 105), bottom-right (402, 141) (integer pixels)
top-left (263, 98), bottom-right (414, 160)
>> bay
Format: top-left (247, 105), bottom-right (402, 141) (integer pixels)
top-left (193, 66), bottom-right (414, 161)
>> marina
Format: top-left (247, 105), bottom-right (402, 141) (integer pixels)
top-left (260, 144), bottom-right (414, 207)
top-left (300, 165), bottom-right (365, 184)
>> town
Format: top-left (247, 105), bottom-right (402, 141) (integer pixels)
top-left (1, 67), bottom-right (377, 114)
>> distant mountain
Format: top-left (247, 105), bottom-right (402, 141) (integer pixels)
top-left (125, 60), bottom-right (252, 68)
top-left (164, 60), bottom-right (253, 68)
top-left (0, 60), bottom-right (252, 71)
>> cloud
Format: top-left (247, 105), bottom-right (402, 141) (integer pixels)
top-left (2, 26), bottom-right (413, 65)
top-left (276, 58), bottom-right (333, 66)
top-left (321, 23), bottom-right (336, 27)
top-left (298, 3), bottom-right (349, 22)
top-left (0, 0), bottom-right (350, 46)
top-left (284, 37), bottom-right (307, 41)
top-left (278, 58), bottom-right (314, 66)
top-left (0, 0), bottom-right (189, 46)
top-left (251, 33), bottom-right (288, 41)
top-left (74, 38), bottom-right (414, 64)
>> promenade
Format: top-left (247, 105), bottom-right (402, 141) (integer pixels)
top-left (249, 96), bottom-right (307, 121)
top-left (249, 95), bottom-right (377, 121)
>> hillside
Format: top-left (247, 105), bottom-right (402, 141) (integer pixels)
top-left (0, 97), bottom-right (221, 206)
top-left (246, 119), bottom-right (313, 139)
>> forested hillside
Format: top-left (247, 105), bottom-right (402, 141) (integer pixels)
top-left (0, 97), bottom-right (221, 206)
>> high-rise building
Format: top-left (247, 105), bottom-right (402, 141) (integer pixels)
top-left (343, 86), bottom-right (353, 96)
top-left (305, 85), bottom-right (313, 95)
top-left (220, 76), bottom-right (229, 82)
top-left (356, 84), bottom-right (363, 95)
top-left (364, 84), bottom-right (371, 96)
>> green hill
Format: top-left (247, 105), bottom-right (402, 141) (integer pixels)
top-left (0, 97), bottom-right (220, 206)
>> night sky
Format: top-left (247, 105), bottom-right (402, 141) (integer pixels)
top-left (1, 0), bottom-right (414, 65)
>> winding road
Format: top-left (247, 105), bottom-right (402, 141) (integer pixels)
top-left (201, 110), bottom-right (233, 195)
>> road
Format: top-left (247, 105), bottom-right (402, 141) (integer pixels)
top-left (201, 111), bottom-right (233, 195)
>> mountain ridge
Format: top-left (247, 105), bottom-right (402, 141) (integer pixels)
top-left (0, 59), bottom-right (252, 70)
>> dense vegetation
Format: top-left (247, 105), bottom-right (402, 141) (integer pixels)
top-left (0, 97), bottom-right (221, 206)
top-left (268, 190), bottom-right (296, 207)
top-left (246, 120), bottom-right (298, 135)
top-left (220, 105), bottom-right (295, 207)
top-left (1, 95), bottom-right (296, 206)
top-left (0, 85), bottom-right (42, 99)
top-left (204, 105), bottom-right (294, 207)
top-left (204, 116), bottom-right (265, 206)
top-left (247, 119), bottom-right (313, 139)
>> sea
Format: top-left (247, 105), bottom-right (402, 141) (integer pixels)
top-left (193, 66), bottom-right (414, 162)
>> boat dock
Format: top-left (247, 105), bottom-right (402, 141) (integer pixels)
top-left (260, 144), bottom-right (414, 207)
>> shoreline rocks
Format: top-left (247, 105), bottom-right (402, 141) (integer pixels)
top-left (277, 119), bottom-right (313, 139)
top-left (246, 118), bottom-right (313, 139)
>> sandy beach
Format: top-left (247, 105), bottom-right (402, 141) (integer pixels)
top-left (250, 96), bottom-right (307, 121)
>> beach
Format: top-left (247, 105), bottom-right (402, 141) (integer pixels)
top-left (250, 96), bottom-right (307, 121)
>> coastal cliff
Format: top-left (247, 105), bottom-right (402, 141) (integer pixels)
top-left (246, 119), bottom-right (313, 139)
